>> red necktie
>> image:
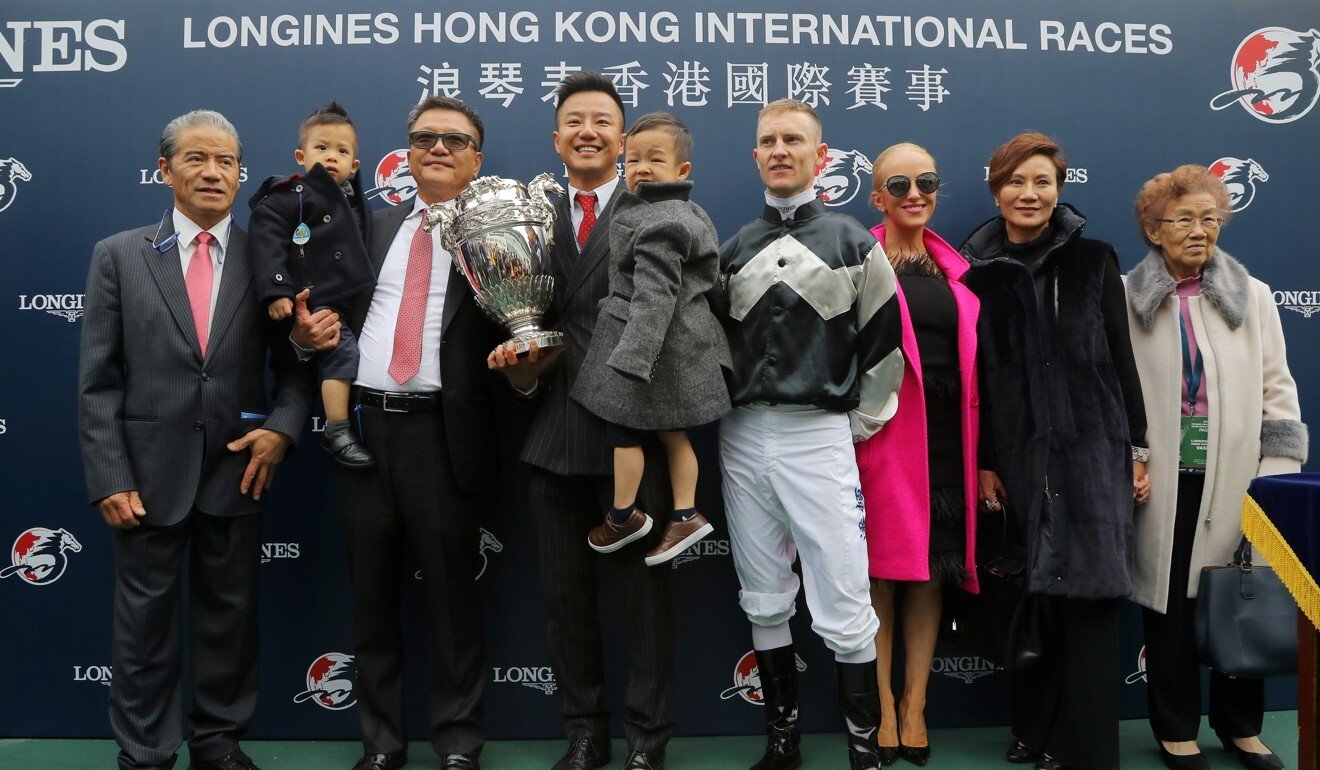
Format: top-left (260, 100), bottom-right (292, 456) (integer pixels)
top-left (388, 216), bottom-right (433, 384)
top-left (575, 191), bottom-right (597, 247)
top-left (186, 231), bottom-right (215, 356)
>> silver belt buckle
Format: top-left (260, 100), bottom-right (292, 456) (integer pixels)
top-left (381, 392), bottom-right (408, 413)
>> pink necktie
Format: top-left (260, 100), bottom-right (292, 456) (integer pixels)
top-left (388, 216), bottom-right (433, 384)
top-left (186, 231), bottom-right (215, 356)
top-left (576, 192), bottom-right (597, 247)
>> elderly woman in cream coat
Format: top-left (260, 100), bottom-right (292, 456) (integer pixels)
top-left (1125, 165), bottom-right (1307, 770)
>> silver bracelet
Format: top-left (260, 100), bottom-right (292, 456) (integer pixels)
top-left (1131, 446), bottom-right (1150, 463)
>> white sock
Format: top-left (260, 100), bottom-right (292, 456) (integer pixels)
top-left (751, 621), bottom-right (793, 650)
top-left (834, 640), bottom-right (878, 665)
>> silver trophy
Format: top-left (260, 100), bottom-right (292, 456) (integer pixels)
top-left (423, 173), bottom-right (565, 354)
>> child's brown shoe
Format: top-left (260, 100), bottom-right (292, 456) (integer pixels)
top-left (644, 512), bottom-right (714, 566)
top-left (587, 509), bottom-right (654, 553)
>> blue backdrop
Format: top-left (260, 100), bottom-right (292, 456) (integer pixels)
top-left (2, 0), bottom-right (1317, 742)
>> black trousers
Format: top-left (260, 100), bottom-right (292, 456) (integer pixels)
top-left (341, 404), bottom-right (484, 757)
top-left (1012, 596), bottom-right (1121, 770)
top-left (1141, 472), bottom-right (1264, 741)
top-left (529, 466), bottom-right (677, 753)
top-left (111, 511), bottom-right (262, 770)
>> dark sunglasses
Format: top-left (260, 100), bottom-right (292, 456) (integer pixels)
top-left (884, 172), bottom-right (940, 197)
top-left (408, 130), bottom-right (479, 152)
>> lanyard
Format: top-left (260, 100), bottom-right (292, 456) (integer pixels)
top-left (152, 208), bottom-right (231, 263)
top-left (1179, 312), bottom-right (1203, 411)
top-left (150, 209), bottom-right (180, 253)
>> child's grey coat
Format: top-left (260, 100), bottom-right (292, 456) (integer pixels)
top-left (572, 181), bottom-right (732, 430)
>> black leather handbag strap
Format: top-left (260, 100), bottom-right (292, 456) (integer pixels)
top-left (1232, 534), bottom-right (1254, 568)
top-left (1231, 535), bottom-right (1257, 599)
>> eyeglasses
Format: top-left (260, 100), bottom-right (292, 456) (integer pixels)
top-left (883, 172), bottom-right (940, 197)
top-left (408, 131), bottom-right (479, 152)
top-left (1156, 215), bottom-right (1225, 231)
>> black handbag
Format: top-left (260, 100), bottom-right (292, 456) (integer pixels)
top-left (1194, 535), bottom-right (1298, 678)
top-left (945, 503), bottom-right (1048, 669)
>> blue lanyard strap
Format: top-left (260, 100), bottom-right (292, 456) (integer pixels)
top-left (1179, 313), bottom-right (1204, 410)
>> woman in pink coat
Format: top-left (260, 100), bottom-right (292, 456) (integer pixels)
top-left (856, 143), bottom-right (980, 767)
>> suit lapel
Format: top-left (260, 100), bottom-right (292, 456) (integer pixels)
top-left (561, 183), bottom-right (622, 302)
top-left (370, 201), bottom-right (412, 277)
top-left (204, 228), bottom-right (253, 361)
top-left (353, 201), bottom-right (414, 330)
top-left (439, 261), bottom-right (471, 340)
top-left (140, 230), bottom-right (203, 361)
top-left (551, 195), bottom-right (577, 269)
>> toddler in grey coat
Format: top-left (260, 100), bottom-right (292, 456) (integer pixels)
top-left (572, 112), bottom-right (732, 566)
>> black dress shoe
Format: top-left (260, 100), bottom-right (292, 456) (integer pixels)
top-left (1216, 733), bottom-right (1285, 770)
top-left (877, 746), bottom-right (899, 766)
top-left (623, 750), bottom-right (665, 770)
top-left (323, 421), bottom-right (375, 468)
top-left (1156, 742), bottom-right (1209, 770)
top-left (1006, 741), bottom-right (1041, 764)
top-left (441, 755), bottom-right (479, 770)
top-left (351, 752), bottom-right (408, 770)
top-left (897, 743), bottom-right (930, 766)
top-left (552, 737), bottom-right (610, 770)
top-left (1035, 759), bottom-right (1066, 770)
top-left (189, 748), bottom-right (261, 770)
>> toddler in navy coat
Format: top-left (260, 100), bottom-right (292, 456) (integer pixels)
top-left (249, 102), bottom-right (375, 467)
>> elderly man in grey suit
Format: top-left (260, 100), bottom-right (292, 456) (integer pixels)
top-left (78, 110), bottom-right (312, 770)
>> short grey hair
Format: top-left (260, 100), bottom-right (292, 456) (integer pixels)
top-left (159, 109), bottom-right (243, 163)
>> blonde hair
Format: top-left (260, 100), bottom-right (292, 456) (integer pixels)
top-left (757, 98), bottom-right (821, 140)
top-left (872, 142), bottom-right (936, 188)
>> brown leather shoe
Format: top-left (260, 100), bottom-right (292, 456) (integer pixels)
top-left (588, 509), bottom-right (653, 553)
top-left (644, 512), bottom-right (714, 566)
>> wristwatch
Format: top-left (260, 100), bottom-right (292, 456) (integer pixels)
top-left (1131, 445), bottom-right (1150, 463)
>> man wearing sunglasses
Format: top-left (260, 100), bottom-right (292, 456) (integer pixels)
top-left (299, 95), bottom-right (503, 770)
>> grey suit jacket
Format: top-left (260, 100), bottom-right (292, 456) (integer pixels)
top-left (520, 183), bottom-right (625, 476)
top-left (78, 220), bottom-right (313, 525)
top-left (571, 181), bottom-right (731, 430)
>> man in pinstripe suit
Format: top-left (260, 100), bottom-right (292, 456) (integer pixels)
top-left (78, 110), bottom-right (313, 770)
top-left (492, 72), bottom-right (675, 770)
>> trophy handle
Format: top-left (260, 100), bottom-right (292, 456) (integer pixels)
top-left (422, 203), bottom-right (452, 233)
top-left (423, 204), bottom-right (460, 252)
top-left (527, 173), bottom-right (566, 245)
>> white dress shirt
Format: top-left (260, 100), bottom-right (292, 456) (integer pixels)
top-left (355, 197), bottom-right (453, 392)
top-left (568, 175), bottom-right (620, 238)
top-left (764, 187), bottom-right (819, 220)
top-left (173, 208), bottom-right (231, 331)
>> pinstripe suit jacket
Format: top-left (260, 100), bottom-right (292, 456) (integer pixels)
top-left (78, 220), bottom-right (314, 525)
top-left (520, 184), bottom-right (625, 476)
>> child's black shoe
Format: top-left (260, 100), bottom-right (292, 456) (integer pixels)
top-left (322, 420), bottom-right (374, 468)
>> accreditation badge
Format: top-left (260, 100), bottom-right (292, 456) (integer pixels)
top-left (1179, 415), bottom-right (1209, 469)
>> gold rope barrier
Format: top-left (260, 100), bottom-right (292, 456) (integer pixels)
top-left (1242, 493), bottom-right (1320, 632)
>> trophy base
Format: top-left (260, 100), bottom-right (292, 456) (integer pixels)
top-left (507, 330), bottom-right (564, 356)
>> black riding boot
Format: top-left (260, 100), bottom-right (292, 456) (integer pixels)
top-left (751, 646), bottom-right (802, 770)
top-left (837, 660), bottom-right (883, 770)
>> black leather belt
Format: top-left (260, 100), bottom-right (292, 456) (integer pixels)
top-left (356, 387), bottom-right (440, 413)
